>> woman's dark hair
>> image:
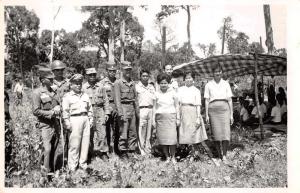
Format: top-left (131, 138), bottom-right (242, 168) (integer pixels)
top-left (212, 64), bottom-right (223, 73)
top-left (183, 70), bottom-right (195, 80)
top-left (157, 73), bottom-right (171, 84)
top-left (140, 69), bottom-right (150, 77)
top-left (276, 93), bottom-right (284, 106)
top-left (172, 69), bottom-right (184, 78)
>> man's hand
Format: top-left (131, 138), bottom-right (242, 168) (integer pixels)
top-left (230, 116), bottom-right (234, 125)
top-left (53, 105), bottom-right (61, 115)
top-left (119, 115), bottom-right (124, 121)
top-left (64, 120), bottom-right (72, 131)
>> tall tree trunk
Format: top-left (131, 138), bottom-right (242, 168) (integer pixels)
top-left (108, 8), bottom-right (115, 63)
top-left (120, 7), bottom-right (127, 62)
top-left (221, 23), bottom-right (226, 54)
top-left (263, 5), bottom-right (274, 54)
top-left (187, 5), bottom-right (191, 60)
top-left (162, 25), bottom-right (166, 68)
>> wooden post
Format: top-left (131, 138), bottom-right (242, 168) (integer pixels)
top-left (254, 52), bottom-right (264, 140)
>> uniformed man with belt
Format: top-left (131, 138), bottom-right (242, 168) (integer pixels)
top-left (62, 74), bottom-right (93, 172)
top-left (50, 60), bottom-right (70, 164)
top-left (100, 61), bottom-right (118, 154)
top-left (82, 67), bottom-right (110, 161)
top-left (114, 61), bottom-right (139, 158)
top-left (32, 67), bottom-right (60, 176)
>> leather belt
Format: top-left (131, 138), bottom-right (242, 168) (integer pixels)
top-left (139, 105), bottom-right (153, 109)
top-left (209, 99), bottom-right (228, 104)
top-left (181, 103), bottom-right (196, 107)
top-left (121, 101), bottom-right (134, 104)
top-left (70, 112), bottom-right (88, 117)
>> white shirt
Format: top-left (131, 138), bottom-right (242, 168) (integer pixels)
top-left (135, 81), bottom-right (155, 106)
top-left (240, 107), bottom-right (249, 121)
top-left (14, 82), bottom-right (24, 93)
top-left (204, 79), bottom-right (233, 102)
top-left (154, 88), bottom-right (177, 114)
top-left (271, 106), bottom-right (282, 123)
top-left (261, 103), bottom-right (267, 116)
top-left (178, 86), bottom-right (201, 106)
top-left (251, 105), bottom-right (265, 119)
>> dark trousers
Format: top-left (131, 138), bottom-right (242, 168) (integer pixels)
top-left (118, 104), bottom-right (137, 152)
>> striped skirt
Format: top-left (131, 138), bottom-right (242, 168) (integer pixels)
top-left (208, 100), bottom-right (231, 141)
top-left (155, 113), bottom-right (177, 145)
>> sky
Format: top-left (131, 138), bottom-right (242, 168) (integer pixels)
top-left (26, 3), bottom-right (286, 57)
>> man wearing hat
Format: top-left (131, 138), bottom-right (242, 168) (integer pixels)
top-left (100, 61), bottom-right (119, 154)
top-left (114, 61), bottom-right (139, 158)
top-left (51, 60), bottom-right (70, 100)
top-left (32, 67), bottom-right (61, 176)
top-left (62, 74), bottom-right (93, 171)
top-left (50, 60), bottom-right (71, 162)
top-left (82, 67), bottom-right (110, 161)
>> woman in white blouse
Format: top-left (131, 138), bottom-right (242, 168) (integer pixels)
top-left (152, 73), bottom-right (180, 164)
top-left (204, 66), bottom-right (233, 164)
top-left (178, 71), bottom-right (218, 165)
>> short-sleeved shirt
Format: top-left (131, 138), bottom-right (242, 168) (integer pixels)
top-left (240, 107), bottom-right (249, 121)
top-left (204, 79), bottom-right (233, 102)
top-left (62, 90), bottom-right (93, 122)
top-left (100, 77), bottom-right (116, 103)
top-left (178, 86), bottom-right (201, 106)
top-left (154, 88), bottom-right (177, 114)
top-left (271, 106), bottom-right (282, 123)
top-left (135, 81), bottom-right (155, 107)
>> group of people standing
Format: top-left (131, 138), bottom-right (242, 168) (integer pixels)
top-left (32, 59), bottom-right (234, 177)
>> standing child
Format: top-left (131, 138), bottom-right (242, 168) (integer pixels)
top-left (62, 74), bottom-right (93, 172)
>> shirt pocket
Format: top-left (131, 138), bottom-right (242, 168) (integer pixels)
top-left (95, 92), bottom-right (104, 105)
top-left (40, 93), bottom-right (52, 110)
top-left (120, 88), bottom-right (130, 100)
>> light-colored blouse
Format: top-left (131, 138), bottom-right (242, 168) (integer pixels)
top-left (178, 86), bottom-right (201, 106)
top-left (204, 79), bottom-right (233, 102)
top-left (154, 88), bottom-right (177, 114)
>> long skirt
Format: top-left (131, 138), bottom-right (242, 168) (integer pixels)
top-left (179, 105), bottom-right (207, 144)
top-left (155, 113), bottom-right (177, 145)
top-left (208, 101), bottom-right (230, 141)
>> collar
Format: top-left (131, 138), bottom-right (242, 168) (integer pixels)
top-left (85, 81), bottom-right (98, 89)
top-left (54, 79), bottom-right (66, 86)
top-left (138, 81), bottom-right (150, 89)
top-left (121, 77), bottom-right (133, 85)
top-left (70, 90), bottom-right (83, 97)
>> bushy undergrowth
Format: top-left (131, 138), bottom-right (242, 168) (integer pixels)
top-left (5, 89), bottom-right (287, 188)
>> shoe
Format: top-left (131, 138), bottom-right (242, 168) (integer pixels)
top-left (165, 157), bottom-right (171, 163)
top-left (222, 156), bottom-right (229, 165)
top-left (211, 158), bottom-right (220, 167)
top-left (171, 157), bottom-right (177, 165)
top-left (100, 153), bottom-right (109, 161)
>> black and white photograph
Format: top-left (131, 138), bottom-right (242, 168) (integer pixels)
top-left (3, 0), bottom-right (295, 190)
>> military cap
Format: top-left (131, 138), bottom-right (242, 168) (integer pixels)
top-left (121, 61), bottom-right (132, 69)
top-left (85, 67), bottom-right (97, 75)
top-left (106, 61), bottom-right (117, 70)
top-left (38, 67), bottom-right (55, 79)
top-left (69, 74), bottom-right (84, 83)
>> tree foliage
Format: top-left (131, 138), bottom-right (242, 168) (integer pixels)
top-left (5, 6), bottom-right (40, 74)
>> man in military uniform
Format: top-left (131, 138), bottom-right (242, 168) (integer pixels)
top-left (62, 74), bottom-right (93, 171)
top-left (100, 61), bottom-right (118, 154)
top-left (114, 61), bottom-right (139, 158)
top-left (32, 67), bottom-right (60, 176)
top-left (50, 60), bottom-right (70, 164)
top-left (82, 67), bottom-right (110, 161)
